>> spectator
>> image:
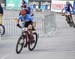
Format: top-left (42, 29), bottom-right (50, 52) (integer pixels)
top-left (0, 3), bottom-right (3, 25)
top-left (45, 4), bottom-right (48, 10)
top-left (21, 0), bottom-right (27, 8)
top-left (33, 4), bottom-right (36, 9)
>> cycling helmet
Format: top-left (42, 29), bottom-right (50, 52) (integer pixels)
top-left (20, 10), bottom-right (26, 15)
top-left (66, 1), bottom-right (70, 5)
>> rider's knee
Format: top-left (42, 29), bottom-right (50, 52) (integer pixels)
top-left (28, 25), bottom-right (32, 29)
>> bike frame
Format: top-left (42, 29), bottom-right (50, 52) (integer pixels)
top-left (22, 27), bottom-right (33, 44)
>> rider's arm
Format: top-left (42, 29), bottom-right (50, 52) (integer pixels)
top-left (70, 4), bottom-right (73, 9)
top-left (17, 15), bottom-right (21, 24)
top-left (16, 19), bottom-right (21, 28)
top-left (17, 19), bottom-right (19, 24)
top-left (16, 16), bottom-right (22, 28)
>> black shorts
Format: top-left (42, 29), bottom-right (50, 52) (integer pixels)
top-left (24, 21), bottom-right (33, 27)
top-left (24, 21), bottom-right (35, 30)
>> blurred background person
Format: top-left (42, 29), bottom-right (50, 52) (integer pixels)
top-left (0, 3), bottom-right (3, 25)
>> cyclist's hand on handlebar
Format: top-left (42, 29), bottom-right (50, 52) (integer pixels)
top-left (17, 24), bottom-right (22, 28)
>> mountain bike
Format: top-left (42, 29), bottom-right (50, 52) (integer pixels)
top-left (62, 12), bottom-right (75, 28)
top-left (16, 27), bottom-right (38, 54)
top-left (0, 24), bottom-right (5, 36)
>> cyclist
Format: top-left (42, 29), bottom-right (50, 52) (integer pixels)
top-left (62, 1), bottom-right (75, 27)
top-left (17, 9), bottom-right (35, 44)
top-left (19, 4), bottom-right (35, 29)
top-left (62, 1), bottom-right (73, 17)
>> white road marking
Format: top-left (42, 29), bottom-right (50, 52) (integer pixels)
top-left (1, 54), bottom-right (9, 59)
top-left (1, 52), bottom-right (14, 59)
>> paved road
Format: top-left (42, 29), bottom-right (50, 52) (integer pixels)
top-left (0, 11), bottom-right (75, 59)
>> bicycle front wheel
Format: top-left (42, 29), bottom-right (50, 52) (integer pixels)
top-left (16, 35), bottom-right (24, 54)
top-left (0, 24), bottom-right (5, 36)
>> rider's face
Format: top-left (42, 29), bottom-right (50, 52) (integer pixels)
top-left (22, 14), bottom-right (26, 17)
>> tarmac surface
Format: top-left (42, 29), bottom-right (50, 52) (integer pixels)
top-left (0, 10), bottom-right (75, 59)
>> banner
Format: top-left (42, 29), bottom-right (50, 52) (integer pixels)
top-left (51, 1), bottom-right (73, 12)
top-left (25, 0), bottom-right (29, 4)
top-left (6, 0), bottom-right (29, 10)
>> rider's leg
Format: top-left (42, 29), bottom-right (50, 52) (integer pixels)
top-left (70, 13), bottom-right (74, 22)
top-left (28, 23), bottom-right (35, 43)
top-left (69, 13), bottom-right (74, 23)
top-left (25, 21), bottom-right (35, 43)
top-left (70, 14), bottom-right (75, 27)
top-left (65, 15), bottom-right (70, 23)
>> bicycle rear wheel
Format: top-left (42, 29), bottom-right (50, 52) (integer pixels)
top-left (16, 35), bottom-right (25, 54)
top-left (67, 16), bottom-right (75, 27)
top-left (0, 24), bottom-right (5, 36)
top-left (28, 32), bottom-right (38, 51)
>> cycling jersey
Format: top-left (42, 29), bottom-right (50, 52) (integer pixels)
top-left (64, 3), bottom-right (72, 12)
top-left (18, 14), bottom-right (33, 21)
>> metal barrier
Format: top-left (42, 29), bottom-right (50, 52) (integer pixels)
top-left (2, 13), bottom-right (56, 36)
top-left (3, 18), bottom-right (21, 36)
top-left (44, 14), bottom-right (56, 34)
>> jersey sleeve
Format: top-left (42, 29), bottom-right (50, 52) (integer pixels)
top-left (18, 15), bottom-right (22, 20)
